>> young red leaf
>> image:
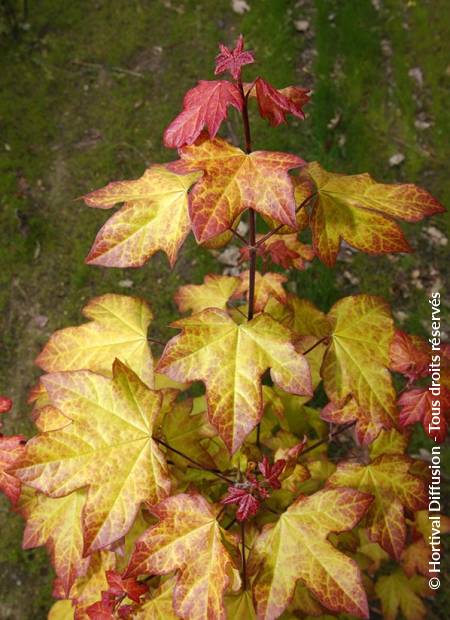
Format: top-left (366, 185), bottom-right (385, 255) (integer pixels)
top-left (125, 494), bottom-right (238, 620)
top-left (170, 134), bottom-right (304, 242)
top-left (104, 570), bottom-right (147, 604)
top-left (164, 80), bottom-right (243, 148)
top-left (249, 78), bottom-right (310, 126)
top-left (221, 486), bottom-right (261, 521)
top-left (389, 330), bottom-right (431, 382)
top-left (258, 455), bottom-right (286, 489)
top-left (83, 166), bottom-right (201, 269)
top-left (249, 488), bottom-right (372, 619)
top-left (215, 34), bottom-right (254, 80)
top-left (233, 270), bottom-right (287, 313)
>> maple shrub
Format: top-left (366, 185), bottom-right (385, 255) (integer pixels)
top-left (1, 35), bottom-right (449, 620)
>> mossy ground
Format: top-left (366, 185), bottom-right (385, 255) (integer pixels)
top-left (0, 1), bottom-right (448, 618)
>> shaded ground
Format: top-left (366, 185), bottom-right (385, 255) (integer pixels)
top-left (0, 0), bottom-right (448, 618)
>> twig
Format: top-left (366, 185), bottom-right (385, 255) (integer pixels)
top-left (154, 438), bottom-right (234, 484)
top-left (302, 336), bottom-right (329, 356)
top-left (254, 193), bottom-right (316, 249)
top-left (299, 421), bottom-right (357, 459)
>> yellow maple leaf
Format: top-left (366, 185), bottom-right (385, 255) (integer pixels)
top-left (36, 294), bottom-right (154, 386)
top-left (327, 455), bottom-right (427, 559)
top-left (84, 165), bottom-right (201, 267)
top-left (15, 361), bottom-right (170, 553)
top-left (249, 488), bottom-right (372, 619)
top-left (175, 274), bottom-right (240, 314)
top-left (375, 569), bottom-right (429, 620)
top-left (157, 308), bottom-right (312, 453)
top-left (125, 493), bottom-right (238, 620)
top-left (304, 161), bottom-right (444, 266)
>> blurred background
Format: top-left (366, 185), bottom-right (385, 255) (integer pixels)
top-left (0, 0), bottom-right (448, 617)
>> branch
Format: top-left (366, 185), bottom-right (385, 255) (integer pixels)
top-left (299, 421), bottom-right (357, 459)
top-left (154, 437), bottom-right (234, 484)
top-left (254, 192), bottom-right (316, 249)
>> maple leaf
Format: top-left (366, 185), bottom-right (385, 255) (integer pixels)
top-left (0, 395), bottom-right (12, 414)
top-left (103, 570), bottom-right (147, 604)
top-left (125, 493), bottom-right (237, 620)
top-left (233, 270), bottom-right (287, 313)
top-left (321, 295), bottom-right (397, 444)
top-left (375, 569), bottom-right (429, 620)
top-left (0, 434), bottom-right (26, 505)
top-left (258, 456), bottom-right (286, 489)
top-left (19, 488), bottom-right (89, 597)
top-left (133, 577), bottom-right (179, 619)
top-left (398, 386), bottom-right (450, 442)
top-left (215, 34), bottom-right (254, 80)
top-left (161, 398), bottom-right (218, 469)
top-left (260, 234), bottom-right (314, 270)
top-left (157, 308), bottom-right (312, 453)
top-left (369, 428), bottom-right (409, 459)
top-left (327, 455), bottom-right (427, 559)
top-left (175, 274), bottom-right (240, 314)
top-left (249, 488), bottom-right (372, 619)
top-left (303, 161), bottom-right (445, 266)
top-left (247, 78), bottom-right (310, 126)
top-left (36, 294), bottom-right (154, 387)
top-left (83, 166), bottom-right (201, 268)
top-left (170, 134), bottom-right (304, 242)
top-left (14, 361), bottom-right (170, 553)
top-left (163, 81), bottom-right (243, 148)
top-left (221, 486), bottom-right (262, 521)
top-left (71, 552), bottom-right (116, 620)
top-left (389, 330), bottom-right (430, 382)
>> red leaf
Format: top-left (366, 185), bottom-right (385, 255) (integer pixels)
top-left (105, 570), bottom-right (147, 604)
top-left (258, 456), bottom-right (286, 489)
top-left (86, 595), bottom-right (115, 620)
top-left (163, 80), bottom-right (243, 148)
top-left (221, 486), bottom-right (260, 521)
top-left (398, 387), bottom-right (450, 443)
top-left (251, 78), bottom-right (310, 126)
top-left (0, 434), bottom-right (26, 505)
top-left (214, 34), bottom-right (254, 80)
top-left (0, 396), bottom-right (12, 414)
top-left (390, 330), bottom-right (430, 382)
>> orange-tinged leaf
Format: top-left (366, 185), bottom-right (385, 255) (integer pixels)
top-left (157, 309), bottom-right (312, 453)
top-left (321, 295), bottom-right (396, 444)
top-left (375, 570), bottom-right (429, 620)
top-left (261, 233), bottom-right (314, 270)
top-left (327, 455), bottom-right (427, 559)
top-left (0, 434), bottom-right (26, 505)
top-left (163, 80), bottom-right (243, 148)
top-left (401, 539), bottom-right (430, 578)
top-left (36, 294), bottom-right (154, 387)
top-left (215, 34), bottom-right (254, 81)
top-left (125, 493), bottom-right (237, 620)
top-left (174, 274), bottom-right (240, 314)
top-left (389, 330), bottom-right (430, 382)
top-left (249, 488), bottom-right (372, 619)
top-left (170, 135), bottom-right (304, 242)
top-left (304, 162), bottom-right (444, 266)
top-left (20, 488), bottom-right (89, 596)
top-left (15, 361), bottom-right (170, 553)
top-left (84, 166), bottom-right (201, 268)
top-left (233, 271), bottom-right (287, 313)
